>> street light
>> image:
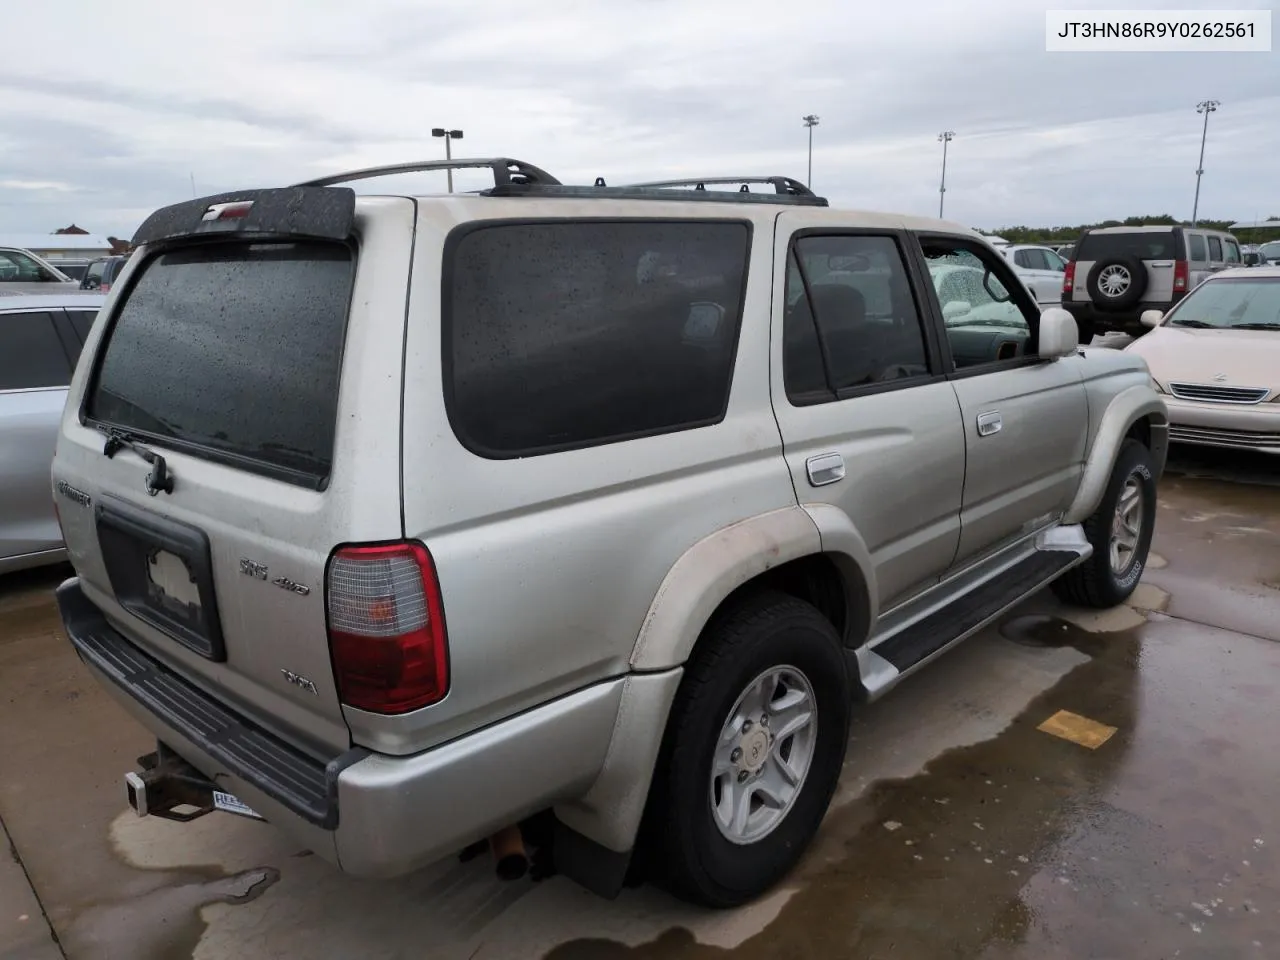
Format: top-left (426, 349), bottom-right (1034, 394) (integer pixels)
top-left (937, 131), bottom-right (956, 219)
top-left (431, 127), bottom-right (464, 193)
top-left (802, 115), bottom-right (819, 188)
top-left (1191, 100), bottom-right (1220, 226)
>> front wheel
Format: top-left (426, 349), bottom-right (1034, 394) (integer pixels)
top-left (651, 592), bottom-right (851, 907)
top-left (1052, 439), bottom-right (1157, 608)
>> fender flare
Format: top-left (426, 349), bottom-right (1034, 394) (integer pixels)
top-left (1063, 386), bottom-right (1169, 525)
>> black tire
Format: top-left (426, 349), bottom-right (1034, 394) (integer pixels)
top-left (1075, 317), bottom-right (1096, 345)
top-left (651, 591), bottom-right (851, 907)
top-left (1086, 256), bottom-right (1148, 311)
top-left (1052, 439), bottom-right (1157, 609)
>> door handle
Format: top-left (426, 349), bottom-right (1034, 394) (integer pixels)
top-left (806, 453), bottom-right (846, 487)
top-left (976, 412), bottom-right (1003, 437)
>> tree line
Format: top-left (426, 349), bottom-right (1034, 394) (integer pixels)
top-left (979, 214), bottom-right (1280, 246)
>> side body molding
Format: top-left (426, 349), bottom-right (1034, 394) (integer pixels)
top-left (1062, 386), bottom-right (1169, 525)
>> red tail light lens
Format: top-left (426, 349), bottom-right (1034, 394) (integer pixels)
top-left (1062, 261), bottom-right (1076, 295)
top-left (326, 541), bottom-right (449, 714)
top-left (101, 283), bottom-right (111, 292)
top-left (1173, 260), bottom-right (1189, 293)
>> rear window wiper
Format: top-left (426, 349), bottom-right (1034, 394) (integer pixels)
top-left (99, 427), bottom-right (175, 496)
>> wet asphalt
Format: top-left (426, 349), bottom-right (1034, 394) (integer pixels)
top-left (0, 446), bottom-right (1276, 960)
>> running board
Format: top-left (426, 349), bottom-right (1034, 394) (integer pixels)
top-left (856, 541), bottom-right (1088, 699)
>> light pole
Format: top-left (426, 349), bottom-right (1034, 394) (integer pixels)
top-left (937, 131), bottom-right (955, 219)
top-left (802, 115), bottom-right (819, 188)
top-left (431, 127), bottom-right (464, 193)
top-left (1191, 100), bottom-right (1219, 226)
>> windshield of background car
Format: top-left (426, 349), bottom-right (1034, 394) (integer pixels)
top-left (1260, 241), bottom-right (1280, 260)
top-left (0, 249), bottom-right (62, 282)
top-left (1076, 232), bottom-right (1176, 261)
top-left (1166, 278), bottom-right (1280, 330)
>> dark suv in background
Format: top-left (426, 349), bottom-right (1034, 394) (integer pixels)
top-left (80, 255), bottom-right (130, 292)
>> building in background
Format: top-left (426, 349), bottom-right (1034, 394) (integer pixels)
top-left (0, 232), bottom-right (113, 259)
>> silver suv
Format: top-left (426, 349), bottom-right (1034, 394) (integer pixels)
top-left (51, 158), bottom-right (1168, 907)
top-left (1062, 224), bottom-right (1241, 340)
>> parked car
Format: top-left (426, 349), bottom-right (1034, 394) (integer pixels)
top-left (80, 255), bottom-right (130, 292)
top-left (997, 243), bottom-right (1069, 311)
top-left (0, 246), bottom-right (79, 293)
top-left (1056, 244), bottom-right (1075, 260)
top-left (47, 259), bottom-right (92, 283)
top-left (1125, 266), bottom-right (1280, 454)
top-left (0, 290), bottom-right (106, 574)
top-left (1061, 225), bottom-right (1241, 341)
top-left (51, 160), bottom-right (1167, 908)
top-left (1259, 240), bottom-right (1280, 266)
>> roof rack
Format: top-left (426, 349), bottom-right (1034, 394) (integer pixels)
top-left (293, 157), bottom-right (562, 189)
top-left (620, 176), bottom-right (817, 198)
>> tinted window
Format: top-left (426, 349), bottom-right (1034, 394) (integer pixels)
top-left (67, 308), bottom-right (97, 343)
top-left (87, 242), bottom-right (354, 487)
top-left (1208, 236), bottom-right (1223, 261)
top-left (1077, 231), bottom-right (1176, 261)
top-left (446, 220), bottom-right (750, 457)
top-left (0, 312), bottom-right (71, 389)
top-left (1188, 234), bottom-right (1207, 262)
top-left (783, 235), bottom-right (931, 402)
top-left (1224, 240), bottom-right (1241, 263)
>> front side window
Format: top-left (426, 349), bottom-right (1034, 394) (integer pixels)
top-left (445, 219), bottom-right (751, 457)
top-left (0, 312), bottom-right (71, 389)
top-left (1189, 234), bottom-right (1208, 262)
top-left (1208, 236), bottom-right (1223, 261)
top-left (920, 236), bottom-right (1038, 369)
top-left (1224, 240), bottom-right (1241, 264)
top-left (782, 234), bottom-right (932, 404)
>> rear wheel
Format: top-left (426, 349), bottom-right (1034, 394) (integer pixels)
top-left (652, 591), bottom-right (850, 907)
top-left (1053, 439), bottom-right (1157, 608)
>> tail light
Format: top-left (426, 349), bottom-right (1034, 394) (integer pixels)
top-left (1173, 260), bottom-right (1189, 293)
top-left (1062, 261), bottom-right (1076, 296)
top-left (326, 541), bottom-right (449, 714)
top-left (101, 283), bottom-right (111, 292)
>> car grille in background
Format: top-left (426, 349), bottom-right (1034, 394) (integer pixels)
top-left (1168, 382), bottom-right (1270, 404)
top-left (1169, 425), bottom-right (1280, 451)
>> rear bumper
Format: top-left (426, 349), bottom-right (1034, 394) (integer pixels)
top-left (1163, 397), bottom-right (1280, 454)
top-left (1063, 298), bottom-right (1180, 331)
top-left (57, 577), bottom-right (629, 878)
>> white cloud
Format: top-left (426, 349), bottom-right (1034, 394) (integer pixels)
top-left (0, 0), bottom-right (1276, 237)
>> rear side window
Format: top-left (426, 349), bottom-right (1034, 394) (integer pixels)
top-left (86, 242), bottom-right (354, 488)
top-left (445, 220), bottom-right (751, 457)
top-left (67, 309), bottom-right (97, 343)
top-left (1188, 234), bottom-right (1207, 262)
top-left (1077, 232), bottom-right (1176, 261)
top-left (1208, 236), bottom-right (1223, 261)
top-left (0, 312), bottom-right (71, 389)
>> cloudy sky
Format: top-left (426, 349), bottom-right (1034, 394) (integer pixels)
top-left (2, 0), bottom-right (1277, 240)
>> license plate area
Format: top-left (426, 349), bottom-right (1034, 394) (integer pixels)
top-left (95, 497), bottom-right (226, 661)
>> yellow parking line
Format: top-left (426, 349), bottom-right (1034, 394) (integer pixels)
top-left (1037, 710), bottom-right (1118, 749)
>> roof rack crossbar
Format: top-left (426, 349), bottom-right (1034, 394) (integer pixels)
top-left (620, 176), bottom-right (816, 197)
top-left (292, 157), bottom-right (562, 189)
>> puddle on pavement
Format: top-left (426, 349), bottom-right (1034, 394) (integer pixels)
top-left (544, 616), bottom-right (1169, 960)
top-left (64, 865), bottom-right (279, 960)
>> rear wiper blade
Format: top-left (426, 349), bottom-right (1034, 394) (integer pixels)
top-left (99, 428), bottom-right (175, 496)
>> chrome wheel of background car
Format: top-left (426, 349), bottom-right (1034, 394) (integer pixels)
top-left (1110, 474), bottom-right (1144, 575)
top-left (1098, 264), bottom-right (1132, 298)
top-left (710, 665), bottom-right (817, 845)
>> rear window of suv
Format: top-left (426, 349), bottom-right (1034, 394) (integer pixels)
top-left (444, 219), bottom-right (751, 457)
top-left (85, 241), bottom-right (354, 488)
top-left (1077, 231), bottom-right (1177, 261)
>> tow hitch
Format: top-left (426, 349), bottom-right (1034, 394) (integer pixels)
top-left (124, 743), bottom-right (264, 823)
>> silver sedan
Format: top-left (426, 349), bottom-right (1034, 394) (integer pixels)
top-left (1, 290), bottom-right (106, 574)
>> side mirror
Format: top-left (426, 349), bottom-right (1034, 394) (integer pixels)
top-left (1038, 307), bottom-right (1078, 359)
top-left (1140, 309), bottom-right (1163, 328)
top-left (942, 300), bottom-right (971, 321)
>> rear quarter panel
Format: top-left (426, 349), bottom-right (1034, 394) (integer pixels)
top-left (388, 200), bottom-right (799, 756)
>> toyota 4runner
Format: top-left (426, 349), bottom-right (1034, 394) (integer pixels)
top-left (51, 158), bottom-right (1168, 907)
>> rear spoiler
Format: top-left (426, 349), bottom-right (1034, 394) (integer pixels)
top-left (132, 187), bottom-right (356, 247)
